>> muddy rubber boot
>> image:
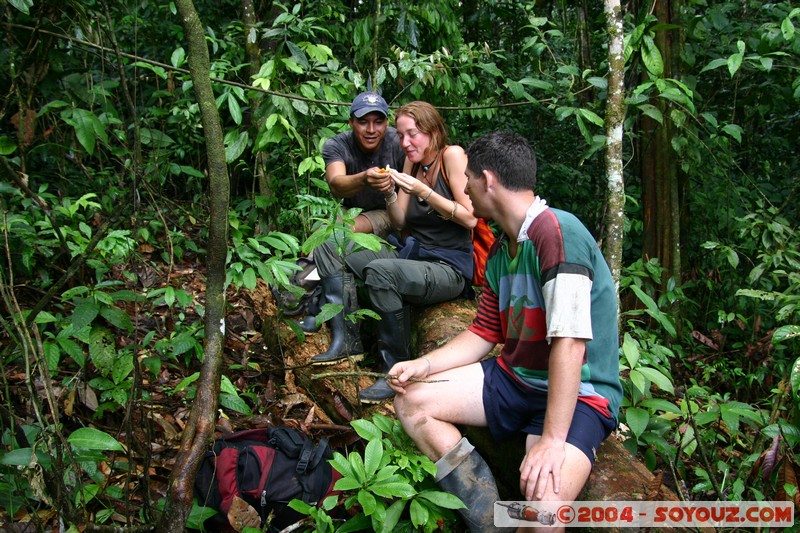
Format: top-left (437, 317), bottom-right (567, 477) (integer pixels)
top-left (311, 273), bottom-right (364, 365)
top-left (436, 438), bottom-right (507, 532)
top-left (359, 306), bottom-right (411, 403)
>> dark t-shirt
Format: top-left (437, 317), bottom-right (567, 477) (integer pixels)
top-left (321, 128), bottom-right (406, 211)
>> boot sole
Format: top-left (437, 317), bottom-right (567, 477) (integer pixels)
top-left (311, 353), bottom-right (365, 366)
top-left (359, 395), bottom-right (394, 404)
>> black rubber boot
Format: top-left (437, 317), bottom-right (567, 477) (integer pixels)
top-left (436, 438), bottom-right (507, 532)
top-left (359, 306), bottom-right (411, 403)
top-left (294, 314), bottom-right (320, 333)
top-left (310, 274), bottom-right (364, 365)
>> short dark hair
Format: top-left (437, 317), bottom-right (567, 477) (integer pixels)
top-left (466, 131), bottom-right (537, 191)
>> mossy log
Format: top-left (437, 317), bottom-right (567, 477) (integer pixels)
top-left (254, 284), bottom-right (679, 508)
top-left (412, 299), bottom-right (681, 506)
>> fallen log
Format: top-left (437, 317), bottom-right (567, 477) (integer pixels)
top-left (253, 284), bottom-right (680, 516)
top-left (412, 299), bottom-right (681, 506)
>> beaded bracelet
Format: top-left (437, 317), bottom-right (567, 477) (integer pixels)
top-left (385, 191), bottom-right (398, 205)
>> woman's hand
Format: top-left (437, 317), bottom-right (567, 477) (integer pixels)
top-left (390, 170), bottom-right (429, 198)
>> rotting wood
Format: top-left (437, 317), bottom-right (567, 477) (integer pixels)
top-left (253, 285), bottom-right (681, 515)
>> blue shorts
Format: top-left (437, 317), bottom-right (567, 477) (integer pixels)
top-left (481, 358), bottom-right (616, 465)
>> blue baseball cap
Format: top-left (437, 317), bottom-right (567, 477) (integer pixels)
top-left (350, 91), bottom-right (389, 118)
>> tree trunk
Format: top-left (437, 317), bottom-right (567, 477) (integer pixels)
top-left (640, 0), bottom-right (684, 287)
top-left (602, 0), bottom-right (626, 296)
top-left (158, 1), bottom-right (230, 531)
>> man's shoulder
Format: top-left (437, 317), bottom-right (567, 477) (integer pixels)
top-left (323, 130), bottom-right (354, 148)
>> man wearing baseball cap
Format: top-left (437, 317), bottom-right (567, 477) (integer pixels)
top-left (322, 91), bottom-right (405, 236)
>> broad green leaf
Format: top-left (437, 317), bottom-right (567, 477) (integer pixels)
top-left (363, 439), bottom-right (383, 479)
top-left (220, 392), bottom-right (251, 415)
top-left (228, 97), bottom-right (242, 125)
top-left (409, 498), bottom-right (429, 527)
top-left (1, 448), bottom-right (34, 466)
top-left (333, 476), bottom-right (362, 491)
top-left (357, 489), bottom-right (377, 515)
top-left (100, 306), bottom-right (133, 332)
top-left (791, 356), bottom-right (800, 397)
top-left (641, 35), bottom-right (663, 77)
top-left (112, 354), bottom-right (134, 385)
top-left (8, 0), bottom-right (33, 15)
top-left (330, 453), bottom-right (356, 479)
top-left (636, 367), bottom-right (674, 394)
top-left (243, 267), bottom-right (257, 290)
top-left (67, 427), bottom-right (125, 451)
top-left (72, 298), bottom-right (100, 330)
top-left (369, 480), bottom-right (416, 499)
top-left (628, 368), bottom-right (648, 396)
top-left (0, 136), bottom-right (17, 155)
top-left (417, 489), bottom-right (466, 509)
top-left (171, 47), bottom-right (186, 68)
top-left (379, 500), bottom-right (405, 533)
top-left (350, 418), bottom-right (382, 442)
top-left (225, 131), bottom-right (248, 163)
top-left (621, 333), bottom-right (640, 369)
top-left (727, 48), bottom-right (744, 78)
top-left (625, 407), bottom-right (649, 437)
top-left (640, 398), bottom-right (680, 414)
top-left (722, 124), bottom-right (743, 143)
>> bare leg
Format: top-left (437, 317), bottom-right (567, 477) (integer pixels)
top-left (394, 362), bottom-right (487, 460)
top-left (517, 436), bottom-right (592, 533)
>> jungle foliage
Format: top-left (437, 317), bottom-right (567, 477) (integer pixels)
top-left (1, 0), bottom-right (799, 531)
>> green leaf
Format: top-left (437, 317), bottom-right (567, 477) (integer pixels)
top-left (100, 306), bottom-right (133, 332)
top-left (333, 476), bottom-right (362, 492)
top-left (379, 500), bottom-right (406, 533)
top-left (357, 489), bottom-right (377, 515)
top-left (641, 35), bottom-right (663, 77)
top-left (363, 439), bottom-right (383, 479)
top-left (369, 480), bottom-right (416, 499)
top-left (220, 392), bottom-right (252, 415)
top-left (8, 0), bottom-right (33, 15)
top-left (636, 366), bottom-right (674, 394)
top-left (351, 418), bottom-right (382, 441)
top-left (72, 298), bottom-right (100, 330)
top-left (628, 368), bottom-right (648, 397)
top-left (330, 452), bottom-right (355, 479)
top-left (67, 427), bottom-right (125, 451)
top-left (417, 489), bottom-right (466, 509)
top-left (640, 398), bottom-right (680, 414)
top-left (621, 333), bottom-right (640, 369)
top-left (0, 136), bottom-right (17, 155)
top-left (225, 131), bottom-right (248, 163)
top-left (727, 48), bottom-right (744, 78)
top-left (1, 448), bottom-right (34, 466)
top-left (791, 356), bottom-right (800, 398)
top-left (243, 267), bottom-right (257, 290)
top-left (409, 498), bottom-right (429, 527)
top-left (721, 124), bottom-right (743, 143)
top-left (112, 354), bottom-right (134, 385)
top-left (626, 407), bottom-right (649, 437)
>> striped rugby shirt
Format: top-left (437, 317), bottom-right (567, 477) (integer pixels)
top-left (469, 202), bottom-right (622, 421)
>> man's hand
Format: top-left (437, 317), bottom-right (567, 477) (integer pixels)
top-left (386, 357), bottom-right (430, 395)
top-left (365, 166), bottom-right (395, 194)
top-left (519, 437), bottom-right (566, 500)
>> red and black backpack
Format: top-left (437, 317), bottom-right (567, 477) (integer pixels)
top-left (194, 427), bottom-right (340, 532)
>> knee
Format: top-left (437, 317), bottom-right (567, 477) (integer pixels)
top-left (363, 260), bottom-right (394, 288)
top-left (393, 384), bottom-right (426, 423)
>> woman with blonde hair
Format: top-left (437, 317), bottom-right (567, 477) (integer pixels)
top-left (310, 101), bottom-right (478, 403)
